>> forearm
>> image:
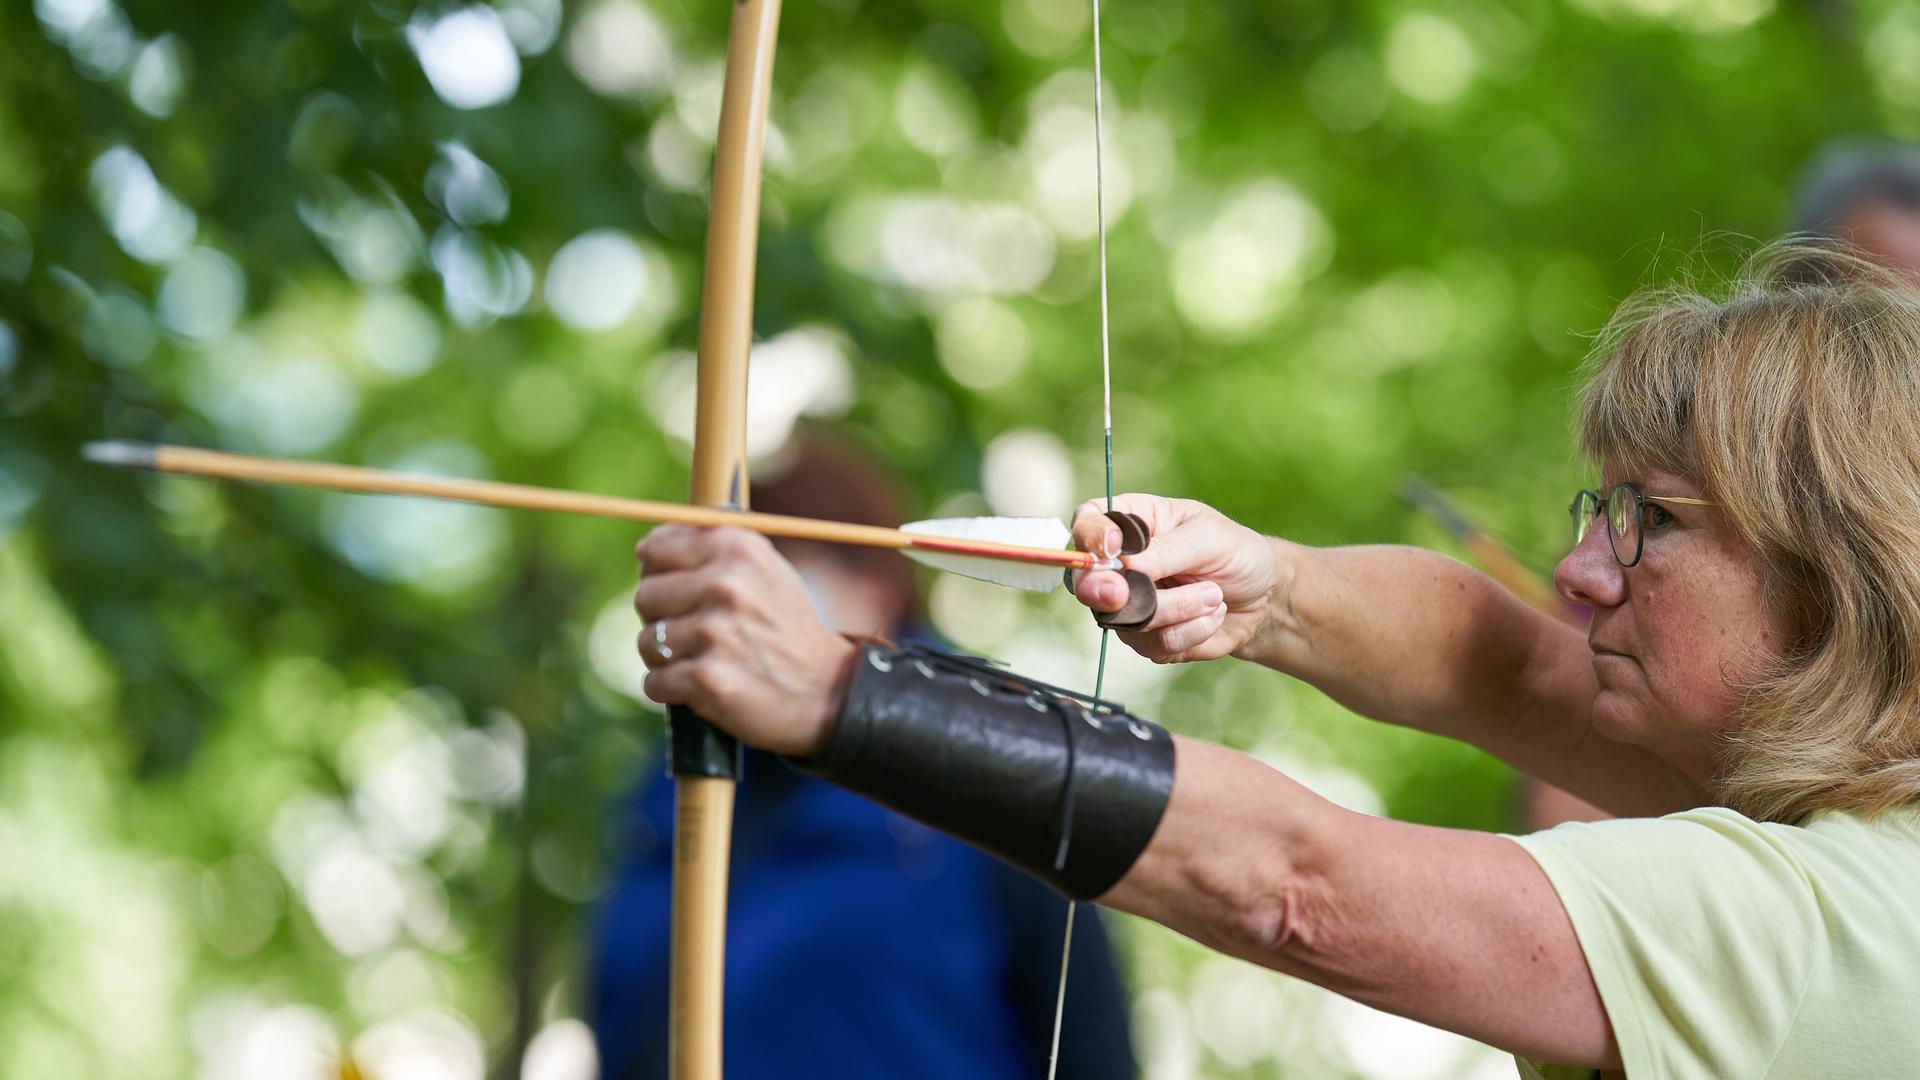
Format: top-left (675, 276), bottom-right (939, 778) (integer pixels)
top-left (1231, 541), bottom-right (1696, 813)
top-left (1239, 541), bottom-right (1582, 745)
top-left (1104, 737), bottom-right (1619, 1067)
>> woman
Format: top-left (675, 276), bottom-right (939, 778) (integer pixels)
top-left (630, 242), bottom-right (1920, 1078)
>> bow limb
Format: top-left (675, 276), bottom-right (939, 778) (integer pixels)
top-left (668, 2), bottom-right (783, 1077)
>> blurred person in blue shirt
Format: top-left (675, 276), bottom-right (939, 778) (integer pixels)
top-left (588, 435), bottom-right (1138, 1080)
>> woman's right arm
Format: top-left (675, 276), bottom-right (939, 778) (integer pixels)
top-left (1072, 496), bottom-right (1700, 816)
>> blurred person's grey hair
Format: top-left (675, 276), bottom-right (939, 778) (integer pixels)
top-left (1792, 139), bottom-right (1920, 233)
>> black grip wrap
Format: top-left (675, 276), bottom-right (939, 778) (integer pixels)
top-left (794, 642), bottom-right (1176, 900)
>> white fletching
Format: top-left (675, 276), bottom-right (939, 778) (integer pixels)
top-left (900, 516), bottom-right (1073, 592)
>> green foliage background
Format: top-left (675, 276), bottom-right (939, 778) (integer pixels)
top-left (1, 0), bottom-right (1914, 1076)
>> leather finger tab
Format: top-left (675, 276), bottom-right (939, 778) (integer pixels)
top-left (1106, 510), bottom-right (1151, 555)
top-left (1094, 569), bottom-right (1157, 631)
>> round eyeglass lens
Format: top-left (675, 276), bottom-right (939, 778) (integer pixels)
top-left (1606, 484), bottom-right (1641, 563)
top-left (1571, 490), bottom-right (1600, 548)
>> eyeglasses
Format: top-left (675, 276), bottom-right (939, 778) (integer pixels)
top-left (1569, 483), bottom-right (1718, 567)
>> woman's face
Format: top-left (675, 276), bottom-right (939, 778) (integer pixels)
top-left (1553, 463), bottom-right (1792, 783)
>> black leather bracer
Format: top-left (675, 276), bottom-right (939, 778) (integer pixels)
top-left (793, 641), bottom-right (1176, 900)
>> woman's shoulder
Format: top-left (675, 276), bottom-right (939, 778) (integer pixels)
top-left (1510, 804), bottom-right (1920, 1079)
top-left (1520, 802), bottom-right (1920, 889)
top-left (1652, 802), bottom-right (1920, 870)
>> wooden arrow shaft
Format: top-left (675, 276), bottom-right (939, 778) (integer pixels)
top-left (109, 443), bottom-right (1103, 572)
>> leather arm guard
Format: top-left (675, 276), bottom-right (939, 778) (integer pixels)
top-left (793, 641), bottom-right (1176, 900)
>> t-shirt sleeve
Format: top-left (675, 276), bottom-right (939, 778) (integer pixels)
top-left (1509, 809), bottom-right (1821, 1079)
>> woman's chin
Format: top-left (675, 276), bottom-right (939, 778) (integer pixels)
top-left (1588, 690), bottom-right (1649, 745)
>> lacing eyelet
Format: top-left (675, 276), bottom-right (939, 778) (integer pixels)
top-left (867, 651), bottom-right (893, 673)
top-left (968, 678), bottom-right (992, 697)
top-left (1128, 720), bottom-right (1153, 740)
top-left (913, 659), bottom-right (936, 680)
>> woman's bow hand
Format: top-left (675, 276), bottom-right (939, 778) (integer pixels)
top-left (633, 526), bottom-right (856, 757)
top-left (1071, 495), bottom-right (1289, 664)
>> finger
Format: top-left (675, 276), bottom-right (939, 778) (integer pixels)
top-left (1072, 567), bottom-right (1131, 613)
top-left (644, 659), bottom-right (702, 709)
top-left (634, 569), bottom-right (711, 621)
top-left (635, 524), bottom-right (721, 574)
top-left (637, 615), bottom-right (709, 669)
top-left (1136, 579), bottom-right (1224, 632)
top-left (646, 655), bottom-right (736, 718)
top-left (1070, 503), bottom-right (1124, 558)
top-left (1072, 494), bottom-right (1194, 578)
top-left (1108, 517), bottom-right (1205, 584)
top-left (1148, 604), bottom-right (1229, 658)
top-left (1074, 570), bottom-right (1222, 623)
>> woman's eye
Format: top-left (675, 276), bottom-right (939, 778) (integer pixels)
top-left (1645, 503), bottom-right (1676, 529)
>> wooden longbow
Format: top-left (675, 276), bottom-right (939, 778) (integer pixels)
top-left (670, 4), bottom-right (1125, 1076)
top-left (668, 2), bottom-right (781, 1076)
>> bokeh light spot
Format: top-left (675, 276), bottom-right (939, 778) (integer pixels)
top-left (566, 0), bottom-right (674, 101)
top-left (83, 285), bottom-right (156, 367)
top-left (408, 6), bottom-right (521, 110)
top-left (982, 429), bottom-right (1073, 517)
top-left (88, 144), bottom-right (197, 264)
top-left (545, 229), bottom-right (649, 332)
top-left (426, 143), bottom-right (510, 227)
top-left (497, 0), bottom-right (563, 54)
top-left (1172, 180), bottom-right (1330, 340)
top-left (1867, 6), bottom-right (1920, 112)
top-left (935, 296), bottom-right (1031, 391)
top-left (298, 186), bottom-right (421, 285)
top-left (157, 246), bottom-right (247, 341)
top-left (588, 591), bottom-right (653, 705)
top-left (641, 329), bottom-right (855, 462)
top-left (190, 997), bottom-right (338, 1080)
top-left (325, 442), bottom-right (508, 593)
top-left (522, 1017), bottom-right (598, 1080)
top-left (895, 64), bottom-right (978, 159)
top-left (1350, 270), bottom-right (1455, 365)
top-left (1023, 72), bottom-right (1135, 241)
top-left (355, 291), bottom-right (442, 377)
top-left (1386, 13), bottom-right (1477, 104)
top-left (189, 340), bottom-right (359, 454)
top-left (128, 34), bottom-right (186, 118)
top-left (1002, 0), bottom-right (1088, 58)
top-left (828, 195), bottom-right (1056, 296)
top-left (351, 1010), bottom-right (485, 1080)
top-left (431, 228), bottom-right (533, 325)
top-left (305, 848), bottom-right (406, 956)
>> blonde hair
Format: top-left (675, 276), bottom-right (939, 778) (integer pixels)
top-left (1579, 239), bottom-right (1920, 823)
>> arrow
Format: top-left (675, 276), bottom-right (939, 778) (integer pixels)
top-left (81, 440), bottom-right (1116, 592)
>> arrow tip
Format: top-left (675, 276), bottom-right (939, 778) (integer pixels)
top-left (81, 440), bottom-right (160, 470)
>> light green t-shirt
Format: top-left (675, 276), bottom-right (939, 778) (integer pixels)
top-left (1509, 805), bottom-right (1920, 1080)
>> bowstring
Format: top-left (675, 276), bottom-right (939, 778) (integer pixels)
top-left (1047, 1), bottom-right (1113, 1076)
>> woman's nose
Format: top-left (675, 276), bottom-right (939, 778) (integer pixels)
top-left (1555, 519), bottom-right (1626, 609)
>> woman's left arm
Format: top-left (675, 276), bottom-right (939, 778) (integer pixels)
top-left (1109, 737), bottom-right (1618, 1068)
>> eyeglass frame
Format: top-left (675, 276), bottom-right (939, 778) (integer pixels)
top-left (1569, 482), bottom-right (1718, 568)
